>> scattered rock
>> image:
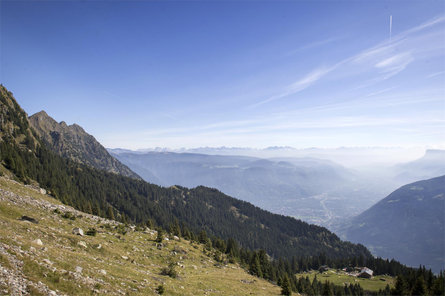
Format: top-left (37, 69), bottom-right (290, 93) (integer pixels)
top-left (32, 239), bottom-right (43, 246)
top-left (29, 246), bottom-right (36, 253)
top-left (72, 228), bottom-right (84, 236)
top-left (39, 188), bottom-right (46, 195)
top-left (77, 241), bottom-right (87, 248)
top-left (42, 259), bottom-right (53, 266)
top-left (121, 256), bottom-right (129, 260)
top-left (96, 244), bottom-right (102, 249)
top-left (20, 215), bottom-right (38, 224)
top-left (75, 266), bottom-right (83, 273)
top-left (173, 236), bottom-right (180, 241)
top-left (99, 269), bottom-right (107, 275)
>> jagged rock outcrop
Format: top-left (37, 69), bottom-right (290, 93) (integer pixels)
top-left (29, 110), bottom-right (140, 179)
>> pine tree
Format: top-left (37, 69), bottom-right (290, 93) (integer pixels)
top-left (322, 281), bottom-right (334, 296)
top-left (249, 253), bottom-right (263, 278)
top-left (156, 229), bottom-right (164, 243)
top-left (412, 276), bottom-right (426, 296)
top-left (85, 202), bottom-right (93, 214)
top-left (391, 276), bottom-right (408, 296)
top-left (107, 205), bottom-right (115, 220)
top-left (281, 274), bottom-right (292, 296)
top-left (198, 229), bottom-right (207, 244)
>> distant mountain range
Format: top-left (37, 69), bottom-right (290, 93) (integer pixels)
top-left (109, 149), bottom-right (396, 226)
top-left (339, 175), bottom-right (445, 273)
top-left (29, 111), bottom-right (140, 179)
top-left (394, 149), bottom-right (445, 184)
top-left (114, 146), bottom-right (424, 167)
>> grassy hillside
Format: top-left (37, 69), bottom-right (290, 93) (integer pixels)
top-left (0, 176), bottom-right (282, 295)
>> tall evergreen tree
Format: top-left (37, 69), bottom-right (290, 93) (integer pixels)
top-left (391, 276), bottom-right (408, 296)
top-left (281, 274), bottom-right (292, 296)
top-left (411, 276), bottom-right (426, 296)
top-left (249, 253), bottom-right (263, 278)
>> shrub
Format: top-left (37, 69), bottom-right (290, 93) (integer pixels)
top-left (62, 212), bottom-right (76, 220)
top-left (86, 228), bottom-right (97, 236)
top-left (160, 262), bottom-right (177, 278)
top-left (156, 284), bottom-right (165, 295)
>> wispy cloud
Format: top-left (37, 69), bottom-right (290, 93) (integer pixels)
top-left (400, 15), bottom-right (445, 37)
top-left (252, 14), bottom-right (445, 107)
top-left (251, 65), bottom-right (337, 107)
top-left (374, 52), bottom-right (414, 79)
top-left (427, 71), bottom-right (445, 79)
top-left (286, 37), bottom-right (341, 56)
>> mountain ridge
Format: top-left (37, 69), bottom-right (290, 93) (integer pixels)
top-left (29, 110), bottom-right (140, 179)
top-left (339, 175), bottom-right (445, 272)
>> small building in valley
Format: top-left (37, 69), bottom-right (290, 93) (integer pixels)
top-left (358, 267), bottom-right (373, 278)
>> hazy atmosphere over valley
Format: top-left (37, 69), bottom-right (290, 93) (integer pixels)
top-left (0, 0), bottom-right (444, 295)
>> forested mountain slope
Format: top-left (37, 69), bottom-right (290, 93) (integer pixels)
top-left (29, 110), bottom-right (140, 179)
top-left (0, 85), bottom-right (371, 261)
top-left (340, 175), bottom-right (445, 272)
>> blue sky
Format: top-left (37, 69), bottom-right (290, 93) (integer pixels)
top-left (1, 1), bottom-right (444, 149)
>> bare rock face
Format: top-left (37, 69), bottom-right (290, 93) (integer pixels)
top-left (32, 239), bottom-right (43, 246)
top-left (72, 228), bottom-right (84, 236)
top-left (77, 241), bottom-right (87, 248)
top-left (29, 110), bottom-right (140, 180)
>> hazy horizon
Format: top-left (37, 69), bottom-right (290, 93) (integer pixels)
top-left (107, 145), bottom-right (438, 168)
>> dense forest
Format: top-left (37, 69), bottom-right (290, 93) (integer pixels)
top-left (1, 85), bottom-right (444, 295)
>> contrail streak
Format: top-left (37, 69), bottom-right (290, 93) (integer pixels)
top-left (390, 15), bottom-right (393, 41)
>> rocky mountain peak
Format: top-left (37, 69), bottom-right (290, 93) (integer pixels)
top-left (28, 110), bottom-right (140, 179)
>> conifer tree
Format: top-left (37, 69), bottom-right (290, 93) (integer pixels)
top-left (281, 274), bottom-right (292, 296)
top-left (156, 229), bottom-right (164, 243)
top-left (322, 281), bottom-right (334, 296)
top-left (198, 230), bottom-right (208, 244)
top-left (391, 275), bottom-right (408, 296)
top-left (249, 253), bottom-right (263, 278)
top-left (412, 276), bottom-right (426, 296)
top-left (107, 205), bottom-right (115, 220)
